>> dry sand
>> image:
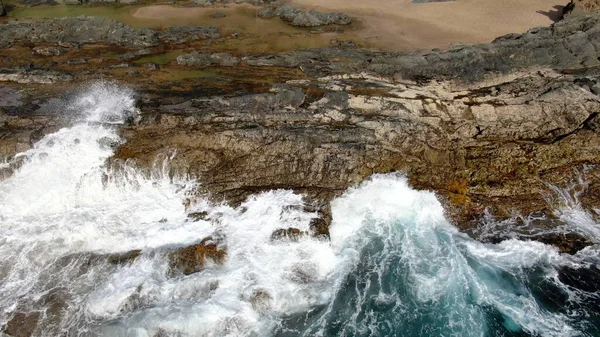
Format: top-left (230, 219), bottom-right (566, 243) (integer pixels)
top-left (289, 0), bottom-right (564, 49)
top-left (133, 0), bottom-right (564, 50)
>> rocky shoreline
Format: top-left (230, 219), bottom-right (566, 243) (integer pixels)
top-left (3, 1), bottom-right (600, 335)
top-left (2, 2), bottom-right (600, 251)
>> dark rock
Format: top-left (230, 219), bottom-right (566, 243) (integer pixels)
top-left (3, 312), bottom-right (40, 337)
top-left (168, 237), bottom-right (226, 275)
top-left (270, 228), bottom-right (307, 242)
top-left (188, 211), bottom-right (209, 221)
top-left (0, 0), bottom-right (6, 16)
top-left (535, 233), bottom-right (594, 254)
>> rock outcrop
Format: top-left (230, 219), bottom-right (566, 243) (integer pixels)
top-left (2, 12), bottom-right (600, 243)
top-left (563, 0), bottom-right (600, 17)
top-left (260, 5), bottom-right (352, 27)
top-left (177, 52), bottom-right (240, 67)
top-left (0, 17), bottom-right (159, 48)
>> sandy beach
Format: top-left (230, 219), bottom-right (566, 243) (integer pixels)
top-left (132, 0), bottom-right (564, 50)
top-left (289, 0), bottom-right (563, 49)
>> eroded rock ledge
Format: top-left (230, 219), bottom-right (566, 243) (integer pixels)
top-left (2, 12), bottom-right (600, 241)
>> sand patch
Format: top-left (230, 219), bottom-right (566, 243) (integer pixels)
top-left (288, 0), bottom-right (563, 49)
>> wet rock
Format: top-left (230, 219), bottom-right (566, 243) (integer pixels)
top-left (3, 312), bottom-right (40, 337)
top-left (270, 227), bottom-right (307, 242)
top-left (0, 0), bottom-right (6, 17)
top-left (168, 237), bottom-right (226, 275)
top-left (535, 233), bottom-right (594, 254)
top-left (105, 250), bottom-right (142, 264)
top-left (188, 211), bottom-right (209, 221)
top-left (249, 289), bottom-right (272, 313)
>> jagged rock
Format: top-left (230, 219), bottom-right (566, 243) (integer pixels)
top-left (0, 17), bottom-right (158, 47)
top-left (0, 0), bottom-right (6, 16)
top-left (309, 10), bottom-right (351, 25)
top-left (32, 46), bottom-right (67, 57)
top-left (272, 5), bottom-right (351, 27)
top-left (168, 237), bottom-right (226, 275)
top-left (563, 0), bottom-right (600, 17)
top-left (270, 228), bottom-right (308, 242)
top-left (209, 53), bottom-right (240, 66)
top-left (275, 5), bottom-right (302, 22)
top-left (177, 52), bottom-right (214, 67)
top-left (193, 0), bottom-right (214, 6)
top-left (177, 52), bottom-right (240, 67)
top-left (257, 7), bottom-right (275, 19)
top-left (291, 12), bottom-right (324, 27)
top-left (0, 68), bottom-right (73, 84)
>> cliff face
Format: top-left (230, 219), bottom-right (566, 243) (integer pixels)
top-left (2, 12), bottom-right (600, 236)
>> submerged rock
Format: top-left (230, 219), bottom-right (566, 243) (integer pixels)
top-left (270, 227), bottom-right (308, 242)
top-left (3, 312), bottom-right (41, 337)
